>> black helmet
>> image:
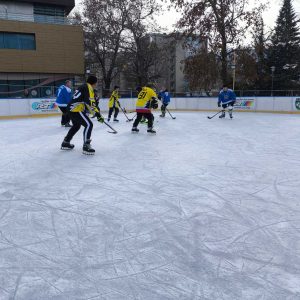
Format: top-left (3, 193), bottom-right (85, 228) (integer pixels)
top-left (136, 86), bottom-right (142, 93)
top-left (87, 75), bottom-right (98, 85)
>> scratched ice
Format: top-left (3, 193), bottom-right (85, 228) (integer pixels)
top-left (1, 112), bottom-right (300, 300)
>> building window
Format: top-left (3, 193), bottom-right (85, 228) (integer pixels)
top-left (0, 32), bottom-right (36, 50)
top-left (34, 4), bottom-right (65, 24)
top-left (34, 4), bottom-right (65, 17)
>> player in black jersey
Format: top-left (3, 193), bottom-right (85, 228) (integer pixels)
top-left (61, 75), bottom-right (104, 155)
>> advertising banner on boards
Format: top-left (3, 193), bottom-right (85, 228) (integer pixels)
top-left (294, 97), bottom-right (300, 111)
top-left (234, 98), bottom-right (256, 110)
top-left (30, 98), bottom-right (59, 114)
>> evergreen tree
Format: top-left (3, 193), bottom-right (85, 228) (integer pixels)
top-left (268, 0), bottom-right (300, 90)
top-left (252, 16), bottom-right (270, 89)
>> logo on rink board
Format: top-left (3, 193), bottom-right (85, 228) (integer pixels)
top-left (235, 99), bottom-right (255, 110)
top-left (295, 98), bottom-right (300, 110)
top-left (31, 99), bottom-right (58, 113)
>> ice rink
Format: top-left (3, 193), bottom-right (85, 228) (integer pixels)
top-left (1, 111), bottom-right (300, 300)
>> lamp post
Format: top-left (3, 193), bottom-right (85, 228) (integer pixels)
top-left (232, 64), bottom-right (236, 91)
top-left (232, 51), bottom-right (236, 90)
top-left (271, 66), bottom-right (275, 96)
top-left (85, 69), bottom-right (91, 82)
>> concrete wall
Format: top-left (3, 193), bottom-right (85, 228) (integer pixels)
top-left (1, 96), bottom-right (300, 118)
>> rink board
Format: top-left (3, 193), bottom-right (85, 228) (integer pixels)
top-left (0, 96), bottom-right (300, 118)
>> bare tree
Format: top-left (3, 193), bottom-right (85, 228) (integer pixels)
top-left (123, 0), bottom-right (163, 86)
top-left (234, 48), bottom-right (258, 89)
top-left (169, 0), bottom-right (267, 84)
top-left (183, 50), bottom-right (219, 92)
top-left (76, 0), bottom-right (162, 93)
top-left (76, 0), bottom-right (131, 95)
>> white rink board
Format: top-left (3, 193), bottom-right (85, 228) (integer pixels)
top-left (1, 96), bottom-right (300, 117)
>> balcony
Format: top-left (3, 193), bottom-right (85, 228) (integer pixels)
top-left (0, 11), bottom-right (71, 25)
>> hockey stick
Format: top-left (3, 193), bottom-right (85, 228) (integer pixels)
top-left (207, 110), bottom-right (223, 119)
top-left (104, 121), bottom-right (118, 134)
top-left (166, 108), bottom-right (176, 119)
top-left (128, 113), bottom-right (136, 121)
top-left (121, 107), bottom-right (132, 122)
top-left (117, 101), bottom-right (132, 122)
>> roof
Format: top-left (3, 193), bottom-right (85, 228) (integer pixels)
top-left (14, 0), bottom-right (75, 15)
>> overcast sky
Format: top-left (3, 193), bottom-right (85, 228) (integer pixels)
top-left (74, 0), bottom-right (300, 32)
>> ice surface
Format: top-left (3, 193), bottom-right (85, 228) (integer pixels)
top-left (1, 112), bottom-right (300, 300)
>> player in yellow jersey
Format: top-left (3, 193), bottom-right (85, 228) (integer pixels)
top-left (61, 75), bottom-right (104, 155)
top-left (108, 86), bottom-right (120, 122)
top-left (132, 83), bottom-right (158, 134)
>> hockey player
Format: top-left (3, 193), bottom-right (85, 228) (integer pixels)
top-left (61, 75), bottom-right (104, 155)
top-left (132, 83), bottom-right (158, 134)
top-left (218, 84), bottom-right (236, 119)
top-left (158, 89), bottom-right (171, 117)
top-left (56, 80), bottom-right (72, 127)
top-left (108, 86), bottom-right (120, 122)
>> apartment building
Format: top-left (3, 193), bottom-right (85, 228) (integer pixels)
top-left (0, 0), bottom-right (84, 98)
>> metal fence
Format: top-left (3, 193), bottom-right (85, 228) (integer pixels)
top-left (171, 90), bottom-right (300, 98)
top-left (1, 84), bottom-right (300, 99)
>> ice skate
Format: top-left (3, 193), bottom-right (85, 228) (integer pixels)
top-left (219, 111), bottom-right (225, 119)
top-left (131, 127), bottom-right (139, 133)
top-left (61, 139), bottom-right (74, 150)
top-left (83, 140), bottom-right (95, 155)
top-left (147, 128), bottom-right (156, 134)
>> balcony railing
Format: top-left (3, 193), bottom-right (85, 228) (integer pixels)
top-left (0, 11), bottom-right (71, 25)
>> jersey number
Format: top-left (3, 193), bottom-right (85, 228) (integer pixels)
top-left (138, 92), bottom-right (147, 99)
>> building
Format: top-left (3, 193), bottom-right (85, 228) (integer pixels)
top-left (147, 33), bottom-right (206, 94)
top-left (113, 33), bottom-right (205, 95)
top-left (0, 0), bottom-right (84, 98)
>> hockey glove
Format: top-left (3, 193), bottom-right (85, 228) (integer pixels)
top-left (218, 102), bottom-right (221, 107)
top-left (95, 112), bottom-right (104, 123)
top-left (151, 98), bottom-right (159, 109)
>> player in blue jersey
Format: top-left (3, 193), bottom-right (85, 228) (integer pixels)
top-left (158, 89), bottom-right (171, 118)
top-left (56, 80), bottom-right (73, 127)
top-left (218, 84), bottom-right (236, 119)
